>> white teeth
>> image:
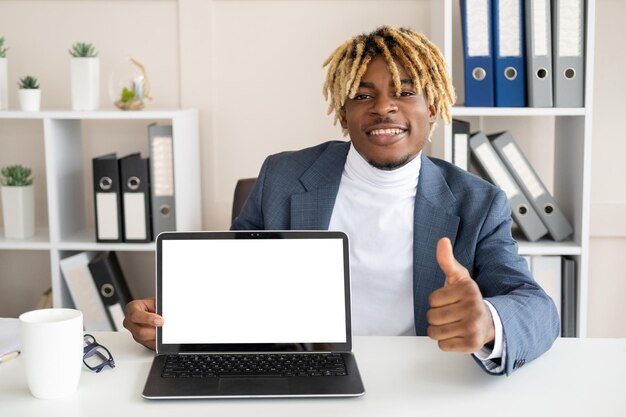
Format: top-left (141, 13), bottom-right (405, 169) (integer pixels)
top-left (369, 128), bottom-right (404, 136)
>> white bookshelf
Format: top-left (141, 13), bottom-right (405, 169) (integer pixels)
top-left (0, 109), bottom-right (200, 311)
top-left (431, 0), bottom-right (595, 337)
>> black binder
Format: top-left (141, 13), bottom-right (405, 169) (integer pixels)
top-left (92, 153), bottom-right (123, 242)
top-left (119, 153), bottom-right (152, 242)
top-left (88, 251), bottom-right (134, 331)
top-left (561, 257), bottom-right (577, 337)
top-left (60, 251), bottom-right (114, 331)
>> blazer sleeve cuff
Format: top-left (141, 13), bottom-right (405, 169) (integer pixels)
top-left (473, 300), bottom-right (507, 374)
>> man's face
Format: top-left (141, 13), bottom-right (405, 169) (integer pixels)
top-left (340, 56), bottom-right (437, 170)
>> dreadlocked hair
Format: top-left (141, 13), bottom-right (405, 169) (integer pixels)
top-left (322, 26), bottom-right (456, 136)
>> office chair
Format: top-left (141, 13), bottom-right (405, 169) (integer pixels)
top-left (231, 178), bottom-right (257, 222)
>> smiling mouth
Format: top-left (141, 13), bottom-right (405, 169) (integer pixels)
top-left (365, 127), bottom-right (408, 145)
top-left (368, 128), bottom-right (406, 136)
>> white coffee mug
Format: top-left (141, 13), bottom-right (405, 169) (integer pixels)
top-left (19, 308), bottom-right (83, 399)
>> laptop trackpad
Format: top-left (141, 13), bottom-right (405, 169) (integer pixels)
top-left (218, 378), bottom-right (289, 395)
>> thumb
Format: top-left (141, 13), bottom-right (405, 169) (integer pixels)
top-left (436, 237), bottom-right (468, 286)
top-left (143, 297), bottom-right (157, 314)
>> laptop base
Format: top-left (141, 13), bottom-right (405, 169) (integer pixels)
top-left (142, 352), bottom-right (365, 399)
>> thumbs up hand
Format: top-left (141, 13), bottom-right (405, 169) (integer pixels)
top-left (426, 238), bottom-right (495, 353)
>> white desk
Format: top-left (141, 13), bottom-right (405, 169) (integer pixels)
top-left (1, 332), bottom-right (624, 417)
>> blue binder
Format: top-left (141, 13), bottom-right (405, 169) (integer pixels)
top-left (492, 0), bottom-right (527, 107)
top-left (460, 0), bottom-right (495, 107)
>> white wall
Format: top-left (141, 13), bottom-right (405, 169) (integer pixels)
top-left (587, 0), bottom-right (626, 337)
top-left (0, 0), bottom-right (624, 337)
top-left (178, 0), bottom-right (434, 227)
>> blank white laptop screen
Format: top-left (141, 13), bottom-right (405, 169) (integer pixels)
top-left (161, 238), bottom-right (347, 344)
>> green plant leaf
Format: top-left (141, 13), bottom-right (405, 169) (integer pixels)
top-left (69, 42), bottom-right (98, 58)
top-left (1, 165), bottom-right (34, 186)
top-left (120, 87), bottom-right (136, 103)
top-left (17, 75), bottom-right (39, 89)
top-left (0, 36), bottom-right (7, 58)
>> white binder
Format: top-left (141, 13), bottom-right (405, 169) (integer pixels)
top-left (531, 255), bottom-right (562, 319)
top-left (452, 119), bottom-right (471, 171)
top-left (60, 251), bottom-right (114, 331)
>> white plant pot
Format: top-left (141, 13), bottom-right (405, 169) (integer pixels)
top-left (0, 58), bottom-right (8, 110)
top-left (71, 57), bottom-right (100, 111)
top-left (1, 185), bottom-right (35, 239)
top-left (18, 89), bottom-right (41, 112)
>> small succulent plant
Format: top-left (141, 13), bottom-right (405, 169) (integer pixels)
top-left (69, 42), bottom-right (98, 58)
top-left (17, 75), bottom-right (39, 89)
top-left (120, 87), bottom-right (136, 103)
top-left (1, 165), bottom-right (34, 186)
top-left (0, 37), bottom-right (7, 58)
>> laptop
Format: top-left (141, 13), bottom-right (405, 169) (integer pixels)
top-left (142, 230), bottom-right (365, 399)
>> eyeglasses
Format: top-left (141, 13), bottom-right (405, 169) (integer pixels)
top-left (83, 334), bottom-right (115, 373)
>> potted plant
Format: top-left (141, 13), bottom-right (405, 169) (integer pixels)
top-left (111, 57), bottom-right (152, 110)
top-left (17, 75), bottom-right (41, 111)
top-left (0, 37), bottom-right (8, 110)
top-left (1, 165), bottom-right (35, 239)
top-left (69, 42), bottom-right (99, 111)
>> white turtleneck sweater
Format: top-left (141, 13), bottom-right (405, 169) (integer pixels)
top-left (329, 144), bottom-right (420, 336)
top-left (328, 144), bottom-right (504, 370)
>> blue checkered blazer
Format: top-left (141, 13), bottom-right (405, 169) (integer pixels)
top-left (232, 141), bottom-right (559, 375)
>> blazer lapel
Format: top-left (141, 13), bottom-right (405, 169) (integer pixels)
top-left (290, 142), bottom-right (350, 230)
top-left (413, 155), bottom-right (461, 335)
top-left (289, 146), bottom-right (460, 335)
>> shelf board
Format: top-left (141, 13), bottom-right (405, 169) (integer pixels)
top-left (0, 227), bottom-right (51, 250)
top-left (0, 109), bottom-right (193, 120)
top-left (452, 107), bottom-right (587, 117)
top-left (58, 229), bottom-right (155, 252)
top-left (517, 240), bottom-right (582, 256)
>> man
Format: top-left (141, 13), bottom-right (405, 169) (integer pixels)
top-left (125, 26), bottom-right (559, 375)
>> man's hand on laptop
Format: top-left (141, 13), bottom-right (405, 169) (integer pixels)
top-left (124, 297), bottom-right (163, 351)
top-left (426, 238), bottom-right (495, 354)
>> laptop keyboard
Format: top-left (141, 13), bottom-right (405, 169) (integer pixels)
top-left (162, 353), bottom-right (347, 378)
